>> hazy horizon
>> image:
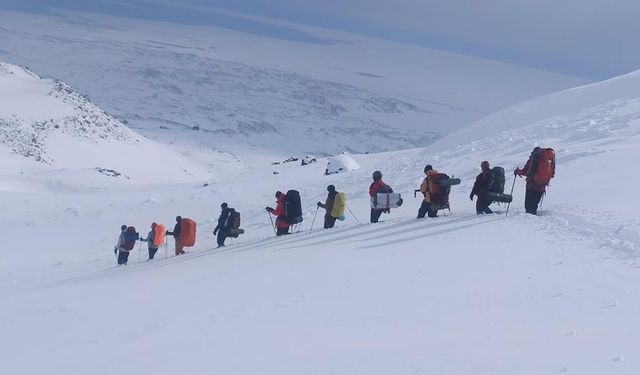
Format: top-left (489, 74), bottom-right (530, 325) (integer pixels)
top-left (1, 0), bottom-right (639, 80)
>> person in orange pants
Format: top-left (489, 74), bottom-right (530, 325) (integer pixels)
top-left (166, 216), bottom-right (185, 255)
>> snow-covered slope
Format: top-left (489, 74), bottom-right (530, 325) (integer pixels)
top-left (0, 9), bottom-right (586, 156)
top-left (437, 69), bottom-right (640, 150)
top-left (0, 62), bottom-right (209, 184)
top-left (1, 64), bottom-right (639, 374)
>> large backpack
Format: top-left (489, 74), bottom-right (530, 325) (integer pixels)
top-left (529, 148), bottom-right (556, 186)
top-left (180, 218), bottom-right (197, 247)
top-left (123, 226), bottom-right (139, 251)
top-left (378, 184), bottom-right (393, 193)
top-left (487, 167), bottom-right (506, 193)
top-left (153, 224), bottom-right (166, 247)
top-left (428, 173), bottom-right (452, 206)
top-left (284, 190), bottom-right (303, 224)
top-left (331, 192), bottom-right (347, 218)
top-left (226, 209), bottom-right (241, 229)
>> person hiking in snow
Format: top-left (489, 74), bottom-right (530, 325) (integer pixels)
top-left (266, 191), bottom-right (290, 236)
top-left (470, 161), bottom-right (494, 214)
top-left (140, 223), bottom-right (160, 260)
top-left (317, 185), bottom-right (339, 229)
top-left (369, 171), bottom-right (392, 223)
top-left (166, 216), bottom-right (186, 255)
top-left (515, 147), bottom-right (556, 215)
top-left (114, 225), bottom-right (138, 265)
top-left (214, 202), bottom-right (231, 248)
top-left (114, 225), bottom-right (129, 265)
top-left (417, 165), bottom-right (439, 218)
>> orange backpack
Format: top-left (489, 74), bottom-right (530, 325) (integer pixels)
top-left (153, 224), bottom-right (166, 247)
top-left (532, 148), bottom-right (555, 186)
top-left (180, 218), bottom-right (197, 247)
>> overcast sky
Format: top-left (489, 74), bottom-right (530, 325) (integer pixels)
top-left (2, 0), bottom-right (639, 79)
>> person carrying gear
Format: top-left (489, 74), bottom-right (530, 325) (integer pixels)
top-left (166, 216), bottom-right (186, 255)
top-left (214, 203), bottom-right (231, 248)
top-left (266, 191), bottom-right (290, 236)
top-left (140, 223), bottom-right (160, 260)
top-left (417, 165), bottom-right (439, 218)
top-left (317, 185), bottom-right (339, 229)
top-left (114, 224), bottom-right (129, 265)
top-left (515, 147), bottom-right (556, 215)
top-left (470, 161), bottom-right (494, 214)
top-left (369, 171), bottom-right (392, 223)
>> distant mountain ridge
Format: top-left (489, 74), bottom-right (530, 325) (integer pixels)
top-left (0, 8), bottom-right (587, 156)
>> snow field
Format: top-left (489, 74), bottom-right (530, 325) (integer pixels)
top-left (1, 28), bottom-right (640, 374)
top-left (3, 88), bottom-right (640, 373)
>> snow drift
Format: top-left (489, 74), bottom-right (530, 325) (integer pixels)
top-left (325, 153), bottom-right (360, 175)
top-left (0, 62), bottom-right (208, 184)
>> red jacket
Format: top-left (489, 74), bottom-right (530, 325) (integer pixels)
top-left (369, 179), bottom-right (386, 198)
top-left (268, 195), bottom-right (289, 228)
top-left (516, 159), bottom-right (547, 192)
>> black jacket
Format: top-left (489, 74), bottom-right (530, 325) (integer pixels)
top-left (471, 171), bottom-right (491, 197)
top-left (215, 208), bottom-right (231, 232)
top-left (318, 191), bottom-right (337, 217)
top-left (167, 222), bottom-right (181, 239)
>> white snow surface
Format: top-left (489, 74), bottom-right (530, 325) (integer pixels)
top-left (0, 56), bottom-right (640, 375)
top-left (325, 152), bottom-right (360, 175)
top-left (1, 61), bottom-right (639, 374)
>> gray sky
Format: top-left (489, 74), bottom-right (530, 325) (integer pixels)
top-left (2, 0), bottom-right (639, 79)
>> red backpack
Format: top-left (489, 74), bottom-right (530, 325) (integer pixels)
top-left (123, 226), bottom-right (138, 251)
top-left (531, 148), bottom-right (556, 186)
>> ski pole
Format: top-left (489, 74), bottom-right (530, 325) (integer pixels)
top-left (137, 241), bottom-right (142, 262)
top-left (346, 206), bottom-right (360, 223)
top-left (309, 206), bottom-right (319, 233)
top-left (266, 210), bottom-right (276, 235)
top-left (506, 174), bottom-right (518, 216)
top-left (164, 238), bottom-right (168, 259)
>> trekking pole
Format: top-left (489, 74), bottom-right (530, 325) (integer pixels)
top-left (137, 241), bottom-right (142, 262)
top-left (506, 175), bottom-right (517, 216)
top-left (346, 206), bottom-right (360, 223)
top-left (266, 210), bottom-right (276, 235)
top-left (164, 238), bottom-right (168, 259)
top-left (309, 206), bottom-right (319, 233)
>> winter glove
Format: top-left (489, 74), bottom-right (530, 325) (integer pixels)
top-left (114, 247), bottom-right (118, 254)
top-left (213, 229), bottom-right (218, 235)
top-left (469, 193), bottom-right (474, 201)
top-left (317, 202), bottom-right (322, 207)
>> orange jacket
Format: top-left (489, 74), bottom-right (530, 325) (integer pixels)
top-left (420, 169), bottom-right (440, 203)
